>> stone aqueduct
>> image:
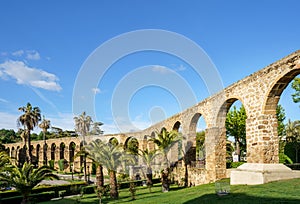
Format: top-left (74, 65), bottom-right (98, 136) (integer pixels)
top-left (5, 50), bottom-right (300, 184)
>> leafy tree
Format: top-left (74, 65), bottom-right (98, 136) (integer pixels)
top-left (90, 122), bottom-right (104, 135)
top-left (225, 105), bottom-right (246, 161)
top-left (291, 77), bottom-right (300, 103)
top-left (0, 129), bottom-right (21, 144)
top-left (196, 131), bottom-right (205, 160)
top-left (277, 104), bottom-right (286, 138)
top-left (17, 103), bottom-right (41, 164)
top-left (0, 162), bottom-right (58, 204)
top-left (86, 140), bottom-right (134, 199)
top-left (149, 128), bottom-right (179, 192)
top-left (285, 119), bottom-right (300, 163)
top-left (74, 111), bottom-right (93, 182)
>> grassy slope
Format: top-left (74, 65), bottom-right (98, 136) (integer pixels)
top-left (41, 178), bottom-right (300, 204)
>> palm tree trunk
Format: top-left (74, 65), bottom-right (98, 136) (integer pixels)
top-left (96, 164), bottom-right (104, 188)
top-left (109, 170), bottom-right (118, 199)
top-left (184, 163), bottom-right (188, 187)
top-left (21, 194), bottom-right (29, 204)
top-left (83, 157), bottom-right (87, 182)
top-left (27, 130), bottom-right (32, 164)
top-left (161, 167), bottom-right (169, 192)
top-left (296, 146), bottom-right (299, 163)
top-left (146, 166), bottom-right (153, 186)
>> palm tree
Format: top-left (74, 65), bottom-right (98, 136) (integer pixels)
top-left (138, 148), bottom-right (161, 187)
top-left (285, 119), bottom-right (300, 163)
top-left (0, 151), bottom-right (11, 169)
top-left (86, 140), bottom-right (134, 199)
top-left (17, 102), bottom-right (41, 164)
top-left (74, 111), bottom-right (92, 182)
top-left (0, 162), bottom-right (59, 204)
top-left (149, 128), bottom-right (179, 192)
top-left (39, 116), bottom-right (51, 166)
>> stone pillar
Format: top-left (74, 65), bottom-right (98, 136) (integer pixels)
top-left (205, 127), bottom-right (226, 182)
top-left (246, 114), bottom-right (279, 163)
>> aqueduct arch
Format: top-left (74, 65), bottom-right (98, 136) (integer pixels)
top-left (4, 50), bottom-right (300, 185)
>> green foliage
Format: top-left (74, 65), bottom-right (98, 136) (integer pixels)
top-left (279, 152), bottom-right (293, 164)
top-left (126, 138), bottom-right (139, 155)
top-left (284, 120), bottom-right (300, 163)
top-left (149, 128), bottom-right (179, 163)
top-left (109, 137), bottom-right (119, 146)
top-left (58, 159), bottom-right (68, 172)
top-left (276, 104), bottom-right (286, 137)
top-left (291, 77), bottom-right (300, 103)
top-left (196, 131), bottom-right (205, 160)
top-left (48, 160), bottom-right (55, 169)
top-left (225, 105), bottom-right (246, 159)
top-left (0, 129), bottom-right (21, 144)
top-left (0, 162), bottom-right (58, 203)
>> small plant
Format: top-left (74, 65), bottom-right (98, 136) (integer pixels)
top-left (95, 185), bottom-right (109, 204)
top-left (129, 181), bottom-right (136, 200)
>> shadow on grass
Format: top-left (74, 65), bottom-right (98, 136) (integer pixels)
top-left (183, 193), bottom-right (300, 204)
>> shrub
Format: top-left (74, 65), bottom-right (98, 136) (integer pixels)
top-left (48, 160), bottom-right (55, 169)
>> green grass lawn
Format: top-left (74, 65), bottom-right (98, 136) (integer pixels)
top-left (41, 178), bottom-right (300, 204)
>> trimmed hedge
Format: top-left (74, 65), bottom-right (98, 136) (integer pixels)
top-left (226, 161), bottom-right (245, 168)
top-left (0, 181), bottom-right (86, 203)
top-left (0, 178), bottom-right (161, 202)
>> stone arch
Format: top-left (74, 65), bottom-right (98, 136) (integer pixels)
top-left (11, 146), bottom-right (15, 158)
top-left (6, 147), bottom-right (10, 156)
top-left (212, 98), bottom-right (247, 178)
top-left (51, 143), bottom-right (56, 161)
top-left (109, 137), bottom-right (119, 146)
top-left (150, 131), bottom-right (155, 138)
top-left (188, 112), bottom-right (207, 164)
top-left (173, 121), bottom-right (181, 132)
top-left (264, 69), bottom-right (300, 115)
top-left (59, 142), bottom-right (65, 159)
top-left (69, 142), bottom-right (76, 163)
top-left (124, 137), bottom-right (139, 154)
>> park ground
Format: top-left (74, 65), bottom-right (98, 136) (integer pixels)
top-left (41, 178), bottom-right (300, 204)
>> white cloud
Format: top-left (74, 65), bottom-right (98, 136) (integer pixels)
top-left (26, 50), bottom-right (40, 60)
top-left (12, 50), bottom-right (24, 57)
top-left (151, 65), bottom-right (171, 74)
top-left (0, 98), bottom-right (8, 103)
top-left (92, 87), bottom-right (101, 94)
top-left (176, 64), bottom-right (186, 71)
top-left (0, 112), bottom-right (18, 130)
top-left (10, 50), bottom-right (41, 60)
top-left (48, 113), bottom-right (75, 131)
top-left (0, 60), bottom-right (61, 91)
top-left (0, 111), bottom-right (75, 132)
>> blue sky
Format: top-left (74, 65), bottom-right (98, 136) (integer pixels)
top-left (0, 1), bottom-right (299, 134)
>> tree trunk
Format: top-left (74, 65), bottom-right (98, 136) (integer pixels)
top-left (83, 157), bottom-right (87, 182)
top-left (235, 139), bottom-right (240, 161)
top-left (184, 163), bottom-right (188, 187)
top-left (296, 147), bottom-right (299, 163)
top-left (27, 130), bottom-right (32, 164)
top-left (96, 164), bottom-right (104, 188)
top-left (109, 170), bottom-right (119, 199)
top-left (21, 194), bottom-right (29, 204)
top-left (161, 168), bottom-right (169, 192)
